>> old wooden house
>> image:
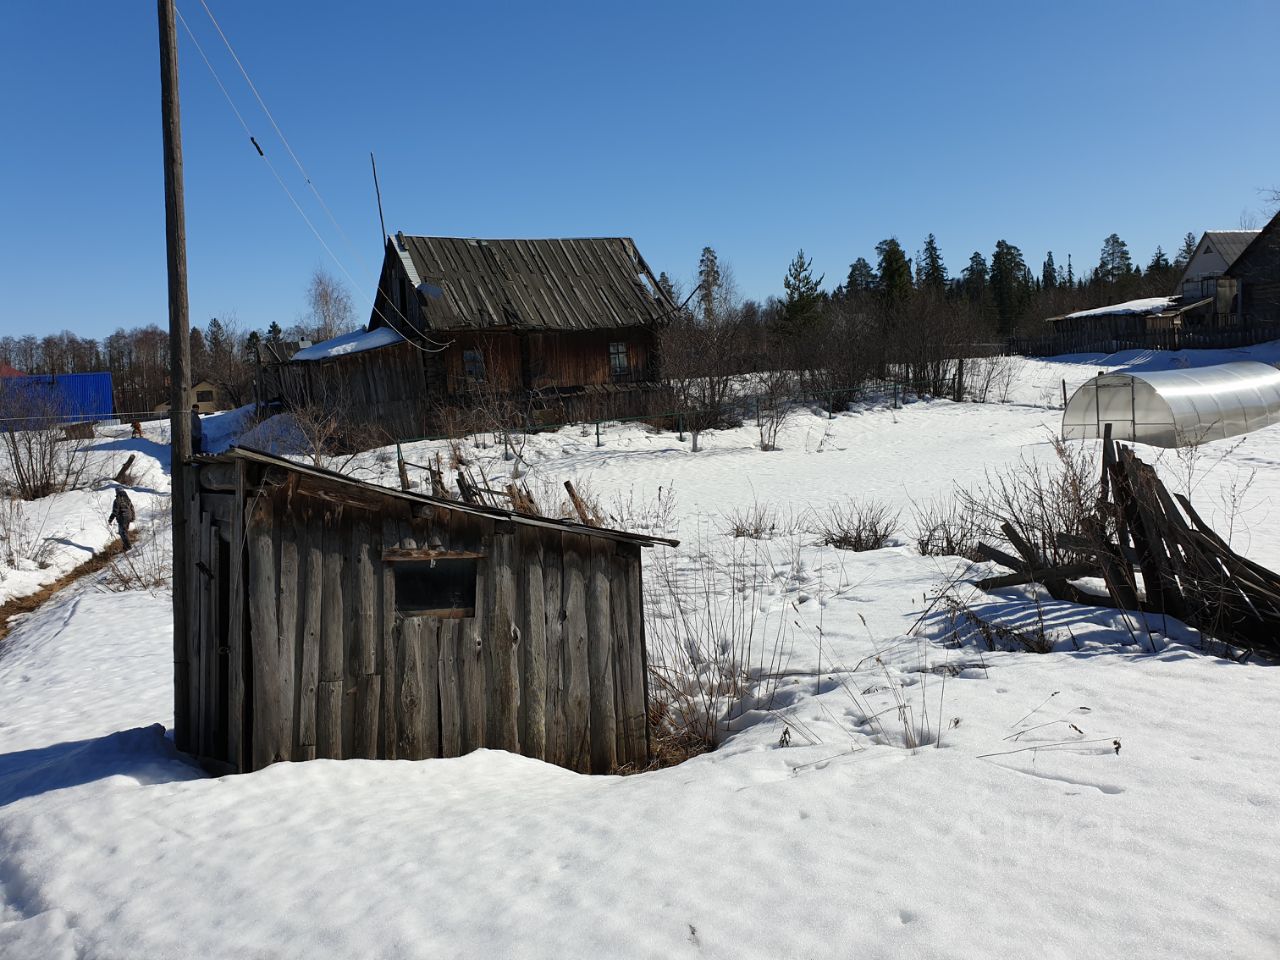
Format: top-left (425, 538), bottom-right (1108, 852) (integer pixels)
top-left (266, 234), bottom-right (678, 440)
top-left (175, 446), bottom-right (676, 775)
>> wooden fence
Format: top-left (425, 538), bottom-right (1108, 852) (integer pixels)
top-left (1008, 323), bottom-right (1280, 358)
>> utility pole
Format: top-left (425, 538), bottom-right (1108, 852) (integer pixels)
top-left (158, 0), bottom-right (192, 751)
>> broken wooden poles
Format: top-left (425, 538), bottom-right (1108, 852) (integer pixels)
top-left (978, 435), bottom-right (1280, 658)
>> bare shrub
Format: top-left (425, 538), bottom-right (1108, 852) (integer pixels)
top-left (0, 387), bottom-right (92, 500)
top-left (964, 355), bottom-right (1024, 403)
top-left (810, 499), bottom-right (900, 551)
top-left (100, 516), bottom-right (172, 593)
top-left (0, 497), bottom-right (57, 569)
top-left (955, 437), bottom-right (1101, 566)
top-left (910, 496), bottom-right (982, 559)
top-left (754, 369), bottom-right (794, 451)
top-left (721, 500), bottom-right (797, 540)
top-left (605, 484), bottom-right (678, 537)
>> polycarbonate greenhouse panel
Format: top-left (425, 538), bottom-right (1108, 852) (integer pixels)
top-left (1062, 360), bottom-right (1280, 448)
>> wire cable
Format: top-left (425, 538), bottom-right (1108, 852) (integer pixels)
top-left (175, 3), bottom-right (448, 351)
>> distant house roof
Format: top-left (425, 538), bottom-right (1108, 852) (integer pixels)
top-left (1055, 297), bottom-right (1177, 323)
top-left (1201, 230), bottom-right (1261, 267)
top-left (0, 364), bottom-right (24, 378)
top-left (388, 234), bottom-right (678, 334)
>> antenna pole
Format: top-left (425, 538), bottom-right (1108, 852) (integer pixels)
top-left (158, 0), bottom-right (193, 751)
top-left (371, 151), bottom-right (387, 241)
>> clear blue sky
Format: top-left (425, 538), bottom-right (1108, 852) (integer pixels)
top-left (1, 1), bottom-right (1277, 340)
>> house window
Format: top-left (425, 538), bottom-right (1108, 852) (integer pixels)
top-left (463, 349), bottom-right (486, 382)
top-left (393, 558), bottom-right (478, 618)
top-left (609, 341), bottom-right (629, 378)
top-left (195, 389), bottom-right (214, 403)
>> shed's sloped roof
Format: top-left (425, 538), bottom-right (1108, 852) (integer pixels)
top-left (214, 445), bottom-right (678, 549)
top-left (1062, 297), bottom-right (1177, 321)
top-left (1063, 361), bottom-right (1280, 447)
top-left (396, 235), bottom-right (677, 333)
top-left (1203, 230), bottom-right (1261, 268)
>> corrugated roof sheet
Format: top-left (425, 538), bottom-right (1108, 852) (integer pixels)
top-left (1203, 230), bottom-right (1261, 267)
top-left (397, 235), bottom-right (677, 332)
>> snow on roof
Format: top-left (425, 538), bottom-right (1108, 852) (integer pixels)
top-left (291, 325), bottom-right (404, 361)
top-left (1063, 297), bottom-right (1177, 321)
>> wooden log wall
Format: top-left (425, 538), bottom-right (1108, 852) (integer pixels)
top-left (189, 462), bottom-right (650, 775)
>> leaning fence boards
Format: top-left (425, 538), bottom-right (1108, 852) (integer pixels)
top-left (982, 438), bottom-right (1280, 659)
top-left (185, 449), bottom-right (674, 775)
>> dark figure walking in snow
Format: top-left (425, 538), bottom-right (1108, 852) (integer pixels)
top-left (108, 489), bottom-right (136, 551)
top-left (190, 405), bottom-right (204, 456)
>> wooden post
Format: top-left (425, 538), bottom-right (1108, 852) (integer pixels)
top-left (158, 0), bottom-right (193, 751)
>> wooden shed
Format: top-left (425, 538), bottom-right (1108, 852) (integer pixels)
top-left (175, 447), bottom-right (676, 775)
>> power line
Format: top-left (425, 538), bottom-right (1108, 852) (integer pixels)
top-left (175, 3), bottom-right (447, 351)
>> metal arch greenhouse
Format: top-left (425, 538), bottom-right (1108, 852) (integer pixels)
top-left (1062, 361), bottom-right (1280, 448)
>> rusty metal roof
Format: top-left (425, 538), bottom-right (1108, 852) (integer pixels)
top-left (396, 235), bottom-right (677, 333)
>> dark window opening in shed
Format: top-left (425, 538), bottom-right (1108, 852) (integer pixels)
top-left (608, 341), bottom-right (629, 379)
top-left (463, 349), bottom-right (486, 383)
top-left (196, 389), bottom-right (214, 402)
top-left (393, 558), bottom-right (477, 618)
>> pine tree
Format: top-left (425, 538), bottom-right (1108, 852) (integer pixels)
top-left (265, 321), bottom-right (283, 343)
top-left (1066, 254), bottom-right (1075, 287)
top-left (875, 238), bottom-right (913, 316)
top-left (845, 257), bottom-right (877, 293)
top-left (656, 272), bottom-right (678, 305)
top-left (1147, 246), bottom-right (1170, 272)
top-left (962, 251), bottom-right (988, 302)
top-left (696, 247), bottom-right (721, 322)
top-left (206, 317), bottom-right (230, 358)
top-left (989, 240), bottom-right (1029, 335)
top-left (1097, 233), bottom-right (1133, 284)
top-left (780, 249), bottom-right (824, 336)
top-left (918, 234), bottom-right (948, 291)
top-left (1041, 251), bottom-right (1057, 290)
top-left (1173, 231), bottom-right (1198, 269)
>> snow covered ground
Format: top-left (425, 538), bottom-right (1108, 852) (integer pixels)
top-left (1, 348), bottom-right (1278, 959)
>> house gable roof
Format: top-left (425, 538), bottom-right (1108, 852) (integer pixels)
top-left (1201, 230), bottom-right (1261, 267)
top-left (1225, 209), bottom-right (1280, 278)
top-left (390, 234), bottom-right (678, 334)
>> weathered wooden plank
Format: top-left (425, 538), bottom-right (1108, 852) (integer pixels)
top-left (486, 528), bottom-right (520, 752)
top-left (460, 536), bottom-right (489, 753)
top-left (438, 618), bottom-right (462, 757)
top-left (610, 546), bottom-right (646, 767)
top-left (276, 507), bottom-right (300, 760)
top-left (248, 496), bottom-right (291, 769)
top-left (397, 616), bottom-right (428, 759)
top-left (317, 514), bottom-right (344, 759)
top-left (586, 537), bottom-right (617, 773)
top-left (355, 673), bottom-right (381, 759)
top-left (561, 534), bottom-right (591, 773)
top-left (226, 460), bottom-right (246, 770)
top-left (297, 511), bottom-right (322, 753)
top-left (380, 516), bottom-right (399, 759)
top-left (633, 549), bottom-right (653, 762)
top-left (206, 518), bottom-right (221, 759)
top-left (541, 538), bottom-right (564, 767)
top-left (316, 679), bottom-right (343, 759)
top-left (518, 528), bottom-right (547, 760)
